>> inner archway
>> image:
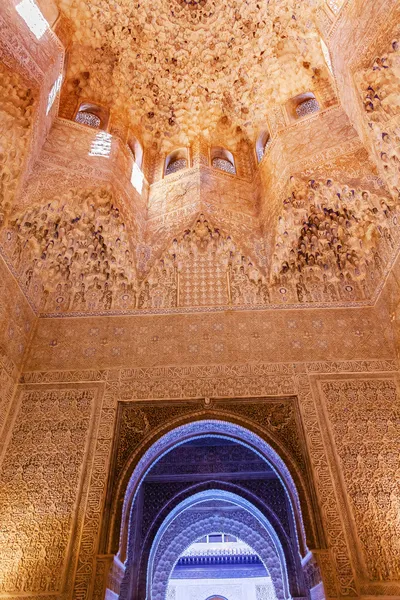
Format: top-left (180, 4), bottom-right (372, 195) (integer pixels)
top-left (148, 490), bottom-right (288, 600)
top-left (108, 419), bottom-right (326, 600)
top-left (115, 419), bottom-right (314, 564)
top-left (167, 535), bottom-right (275, 600)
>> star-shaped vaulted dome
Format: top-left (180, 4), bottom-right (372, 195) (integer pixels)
top-left (58, 0), bottom-right (328, 148)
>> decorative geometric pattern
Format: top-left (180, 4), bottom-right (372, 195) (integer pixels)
top-left (166, 158), bottom-right (188, 175)
top-left (295, 99), bottom-right (320, 118)
top-left (320, 378), bottom-right (400, 582)
top-left (0, 388), bottom-right (95, 593)
top-left (148, 493), bottom-right (287, 600)
top-left (212, 158), bottom-right (236, 175)
top-left (75, 110), bottom-right (101, 128)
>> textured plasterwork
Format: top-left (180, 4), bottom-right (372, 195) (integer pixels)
top-left (0, 0), bottom-right (65, 206)
top-left (23, 306), bottom-right (394, 372)
top-left (149, 507), bottom-right (286, 600)
top-left (56, 0), bottom-right (331, 149)
top-left (18, 359), bottom-right (398, 600)
top-left (0, 62), bottom-right (35, 219)
top-left (6, 121), bottom-right (399, 315)
top-left (1, 1), bottom-right (400, 599)
top-left (0, 386), bottom-right (97, 594)
top-left (318, 376), bottom-right (400, 590)
top-left (0, 256), bottom-right (36, 442)
top-left (356, 26), bottom-right (400, 200)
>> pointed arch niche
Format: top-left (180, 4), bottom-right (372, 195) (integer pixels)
top-left (97, 411), bottom-right (329, 600)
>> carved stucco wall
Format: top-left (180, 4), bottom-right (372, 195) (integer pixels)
top-left (0, 256), bottom-right (36, 443)
top-left (317, 377), bottom-right (400, 585)
top-left (23, 304), bottom-right (394, 372)
top-left (0, 2), bottom-right (400, 599)
top-left (0, 384), bottom-right (103, 595)
top-left (6, 355), bottom-right (396, 600)
top-left (1, 260), bottom-right (398, 600)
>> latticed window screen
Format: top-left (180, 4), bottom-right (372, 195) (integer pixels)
top-left (212, 157), bottom-right (236, 174)
top-left (75, 111), bottom-right (101, 128)
top-left (165, 158), bottom-right (187, 175)
top-left (256, 137), bottom-right (271, 162)
top-left (295, 98), bottom-right (320, 119)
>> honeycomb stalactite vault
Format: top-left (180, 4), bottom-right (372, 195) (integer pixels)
top-left (0, 0), bottom-right (400, 599)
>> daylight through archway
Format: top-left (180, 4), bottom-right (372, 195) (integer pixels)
top-left (108, 420), bottom-right (325, 600)
top-left (167, 535), bottom-right (276, 600)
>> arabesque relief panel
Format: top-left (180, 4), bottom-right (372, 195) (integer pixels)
top-left (13, 359), bottom-right (400, 600)
top-left (317, 376), bottom-right (400, 589)
top-left (0, 385), bottom-right (101, 595)
top-left (0, 255), bottom-right (36, 441)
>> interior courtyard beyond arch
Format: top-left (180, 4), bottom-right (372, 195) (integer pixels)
top-left (0, 0), bottom-right (400, 599)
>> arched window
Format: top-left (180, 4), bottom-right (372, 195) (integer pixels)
top-left (320, 37), bottom-right (334, 75)
top-left (256, 130), bottom-right (271, 163)
top-left (128, 137), bottom-right (144, 194)
top-left (295, 97), bottom-right (320, 118)
top-left (127, 136), bottom-right (143, 170)
top-left (75, 103), bottom-right (108, 130)
top-left (211, 147), bottom-right (236, 174)
top-left (286, 92), bottom-right (320, 123)
top-left (165, 149), bottom-right (188, 176)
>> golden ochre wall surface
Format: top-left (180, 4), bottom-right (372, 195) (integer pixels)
top-left (1, 0), bottom-right (400, 598)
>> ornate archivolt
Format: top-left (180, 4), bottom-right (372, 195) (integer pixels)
top-left (149, 501), bottom-right (287, 600)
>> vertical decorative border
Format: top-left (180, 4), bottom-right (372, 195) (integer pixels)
top-left (294, 367), bottom-right (357, 597)
top-left (71, 381), bottom-right (118, 600)
top-left (311, 372), bottom-right (400, 597)
top-left (0, 382), bottom-right (104, 600)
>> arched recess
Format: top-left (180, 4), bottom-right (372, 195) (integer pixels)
top-left (285, 92), bottom-right (320, 123)
top-left (256, 129), bottom-right (271, 163)
top-left (130, 479), bottom-right (303, 600)
top-left (211, 147), bottom-right (236, 174)
top-left (146, 490), bottom-right (291, 600)
top-left (128, 135), bottom-right (144, 169)
top-left (107, 417), bottom-right (319, 564)
top-left (165, 148), bottom-right (189, 175)
top-left (74, 102), bottom-right (109, 129)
